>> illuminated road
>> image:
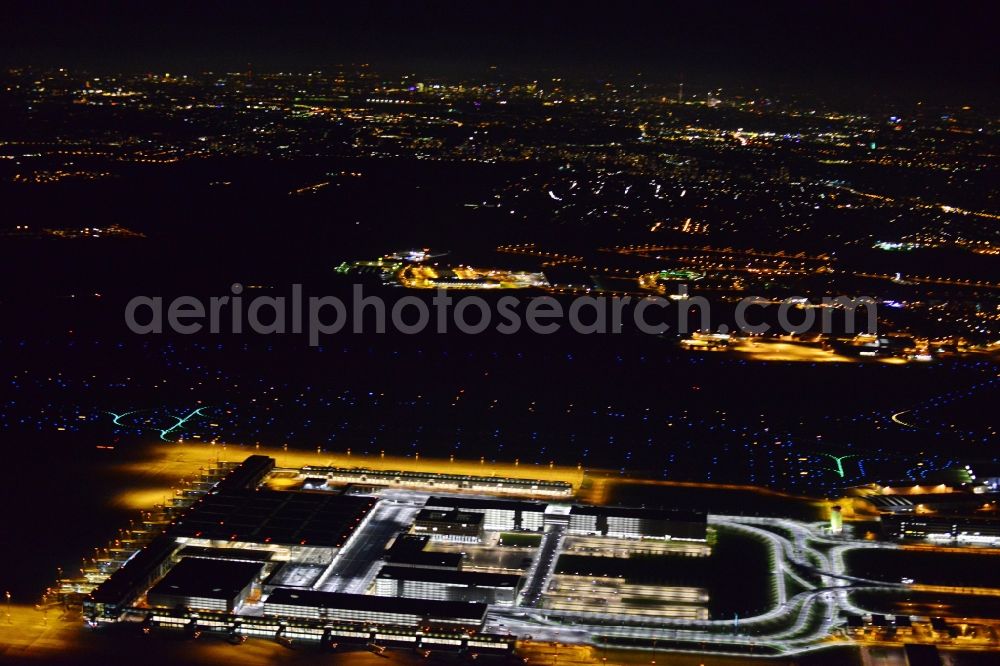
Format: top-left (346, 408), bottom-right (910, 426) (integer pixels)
top-left (518, 522), bottom-right (567, 607)
top-left (856, 271), bottom-right (1000, 291)
top-left (314, 500), bottom-right (419, 594)
top-left (890, 410), bottom-right (916, 428)
top-left (486, 515), bottom-right (913, 658)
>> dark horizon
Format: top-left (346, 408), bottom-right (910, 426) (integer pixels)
top-left (4, 1), bottom-right (999, 103)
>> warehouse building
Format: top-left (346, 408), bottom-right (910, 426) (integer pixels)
top-left (373, 565), bottom-right (522, 606)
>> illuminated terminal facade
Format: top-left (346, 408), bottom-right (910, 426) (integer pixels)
top-left (568, 505), bottom-right (708, 541)
top-left (423, 496), bottom-right (547, 531)
top-left (374, 566), bottom-right (522, 606)
top-left (296, 465), bottom-right (573, 497)
top-left (881, 514), bottom-right (1000, 546)
top-left (263, 589), bottom-right (488, 629)
top-left (146, 557), bottom-right (264, 612)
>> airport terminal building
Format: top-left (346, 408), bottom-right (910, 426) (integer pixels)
top-left (83, 454), bottom-right (707, 654)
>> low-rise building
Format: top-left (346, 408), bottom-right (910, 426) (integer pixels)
top-left (146, 557), bottom-right (264, 612)
top-left (423, 496), bottom-right (546, 532)
top-left (374, 565), bottom-right (522, 605)
top-left (881, 513), bottom-right (1000, 545)
top-left (172, 489), bottom-right (377, 564)
top-left (384, 535), bottom-right (464, 570)
top-left (567, 506), bottom-right (707, 541)
top-left (412, 508), bottom-right (484, 543)
top-left (263, 588), bottom-right (487, 629)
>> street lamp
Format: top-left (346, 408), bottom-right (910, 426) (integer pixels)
top-left (5, 590), bottom-right (10, 624)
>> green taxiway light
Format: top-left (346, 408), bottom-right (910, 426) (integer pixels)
top-left (107, 410), bottom-right (140, 426)
top-left (108, 406), bottom-right (211, 442)
top-left (820, 453), bottom-right (856, 478)
top-left (159, 406), bottom-right (210, 442)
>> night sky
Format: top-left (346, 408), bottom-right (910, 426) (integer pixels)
top-left (3, 1), bottom-right (998, 101)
